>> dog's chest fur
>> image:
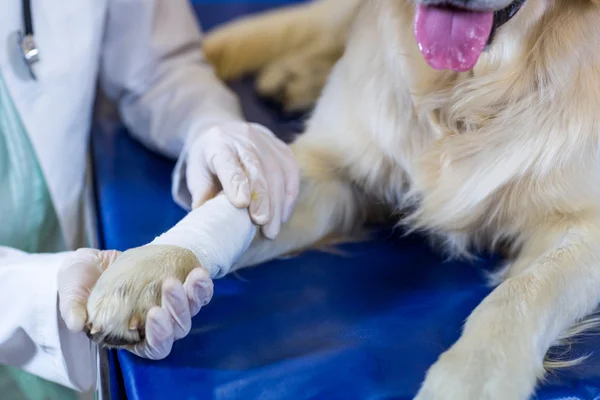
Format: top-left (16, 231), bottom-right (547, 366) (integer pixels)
top-left (337, 0), bottom-right (600, 255)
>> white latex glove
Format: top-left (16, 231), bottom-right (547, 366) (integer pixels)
top-left (58, 248), bottom-right (213, 360)
top-left (186, 121), bottom-right (299, 239)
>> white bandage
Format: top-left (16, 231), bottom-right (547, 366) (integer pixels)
top-left (150, 194), bottom-right (257, 278)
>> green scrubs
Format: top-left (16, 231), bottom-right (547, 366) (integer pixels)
top-left (0, 71), bottom-right (77, 400)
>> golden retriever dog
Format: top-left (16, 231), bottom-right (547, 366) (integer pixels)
top-left (85, 0), bottom-right (600, 399)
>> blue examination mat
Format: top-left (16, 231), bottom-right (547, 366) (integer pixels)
top-left (91, 1), bottom-right (600, 399)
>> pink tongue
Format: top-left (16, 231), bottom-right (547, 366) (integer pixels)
top-left (414, 5), bottom-right (494, 72)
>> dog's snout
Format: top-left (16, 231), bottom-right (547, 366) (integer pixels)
top-left (418, 0), bottom-right (515, 12)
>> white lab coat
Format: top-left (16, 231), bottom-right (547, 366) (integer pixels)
top-left (0, 0), bottom-right (243, 392)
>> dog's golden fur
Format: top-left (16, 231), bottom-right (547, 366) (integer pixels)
top-left (202, 1), bottom-right (600, 398)
top-left (83, 1), bottom-right (600, 398)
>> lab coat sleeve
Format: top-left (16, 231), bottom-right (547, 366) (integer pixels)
top-left (0, 247), bottom-right (97, 392)
top-left (100, 0), bottom-right (245, 191)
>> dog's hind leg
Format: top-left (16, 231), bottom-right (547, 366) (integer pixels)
top-left (415, 218), bottom-right (600, 400)
top-left (255, 37), bottom-right (344, 112)
top-left (203, 0), bottom-right (361, 85)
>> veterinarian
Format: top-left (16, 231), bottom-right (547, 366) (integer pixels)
top-left (0, 0), bottom-right (298, 399)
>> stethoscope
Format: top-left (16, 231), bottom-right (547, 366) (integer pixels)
top-left (16, 0), bottom-right (39, 80)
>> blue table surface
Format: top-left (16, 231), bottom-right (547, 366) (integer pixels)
top-left (91, 2), bottom-right (600, 399)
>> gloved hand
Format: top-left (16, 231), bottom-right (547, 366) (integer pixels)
top-left (185, 121), bottom-right (299, 239)
top-left (58, 248), bottom-right (213, 360)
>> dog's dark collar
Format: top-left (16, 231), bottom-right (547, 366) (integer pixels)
top-left (487, 0), bottom-right (527, 45)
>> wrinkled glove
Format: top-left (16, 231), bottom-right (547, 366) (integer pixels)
top-left (186, 121), bottom-right (299, 239)
top-left (58, 248), bottom-right (213, 360)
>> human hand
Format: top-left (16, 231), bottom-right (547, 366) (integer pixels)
top-left (58, 248), bottom-right (212, 360)
top-left (58, 248), bottom-right (120, 332)
top-left (185, 122), bottom-right (299, 239)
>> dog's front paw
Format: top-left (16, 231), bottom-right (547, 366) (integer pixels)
top-left (85, 245), bottom-right (212, 348)
top-left (414, 345), bottom-right (538, 400)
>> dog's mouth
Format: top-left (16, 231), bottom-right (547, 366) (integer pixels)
top-left (414, 0), bottom-right (526, 72)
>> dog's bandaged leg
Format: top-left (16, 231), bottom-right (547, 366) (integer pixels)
top-left (150, 194), bottom-right (257, 278)
top-left (85, 194), bottom-right (257, 347)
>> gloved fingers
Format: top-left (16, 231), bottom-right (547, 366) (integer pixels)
top-left (252, 127), bottom-right (299, 223)
top-left (161, 278), bottom-right (192, 341)
top-left (208, 145), bottom-right (252, 209)
top-left (59, 300), bottom-right (88, 333)
top-left (58, 248), bottom-right (113, 332)
top-left (261, 163), bottom-right (285, 239)
top-left (277, 151), bottom-right (300, 223)
top-left (98, 250), bottom-right (121, 272)
top-left (192, 184), bottom-right (220, 210)
top-left (186, 146), bottom-right (221, 209)
top-left (183, 267), bottom-right (214, 316)
top-left (234, 143), bottom-right (270, 226)
top-left (131, 307), bottom-right (174, 360)
top-left (58, 279), bottom-right (93, 332)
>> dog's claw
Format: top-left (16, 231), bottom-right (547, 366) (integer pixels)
top-left (128, 316), bottom-right (141, 331)
top-left (89, 325), bottom-right (102, 335)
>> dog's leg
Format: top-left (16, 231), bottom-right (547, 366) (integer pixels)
top-left (85, 136), bottom-right (366, 347)
top-left (415, 219), bottom-right (600, 400)
top-left (203, 0), bottom-right (360, 108)
top-left (255, 38), bottom-right (344, 112)
top-left (204, 1), bottom-right (328, 80)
